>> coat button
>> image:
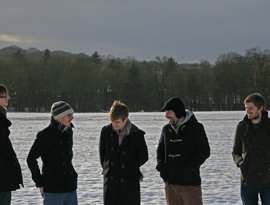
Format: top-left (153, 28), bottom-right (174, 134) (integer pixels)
top-left (122, 151), bottom-right (126, 155)
top-left (121, 165), bottom-right (125, 169)
top-left (120, 178), bottom-right (124, 183)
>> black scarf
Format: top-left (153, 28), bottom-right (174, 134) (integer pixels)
top-left (0, 106), bottom-right (7, 116)
top-left (50, 117), bottom-right (74, 134)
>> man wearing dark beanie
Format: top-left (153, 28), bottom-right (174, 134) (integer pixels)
top-left (156, 97), bottom-right (210, 205)
top-left (27, 101), bottom-right (78, 205)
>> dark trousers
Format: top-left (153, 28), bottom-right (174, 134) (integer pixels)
top-left (241, 184), bottom-right (270, 205)
top-left (0, 192), bottom-right (11, 205)
top-left (103, 177), bottom-right (140, 205)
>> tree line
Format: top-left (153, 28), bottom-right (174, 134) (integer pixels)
top-left (0, 46), bottom-right (270, 112)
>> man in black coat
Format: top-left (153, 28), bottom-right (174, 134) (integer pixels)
top-left (27, 101), bottom-right (78, 205)
top-left (232, 93), bottom-right (270, 205)
top-left (0, 84), bottom-right (23, 205)
top-left (156, 97), bottom-right (210, 205)
top-left (99, 100), bottom-right (148, 205)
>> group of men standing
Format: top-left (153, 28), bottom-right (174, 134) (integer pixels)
top-left (1, 82), bottom-right (270, 205)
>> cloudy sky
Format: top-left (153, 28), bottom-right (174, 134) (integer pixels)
top-left (1, 0), bottom-right (269, 62)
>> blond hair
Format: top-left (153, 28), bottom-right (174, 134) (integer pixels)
top-left (109, 100), bottom-right (129, 121)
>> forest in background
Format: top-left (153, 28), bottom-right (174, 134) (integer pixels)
top-left (0, 45), bottom-right (270, 112)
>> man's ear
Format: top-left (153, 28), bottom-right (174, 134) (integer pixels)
top-left (123, 117), bottom-right (128, 124)
top-left (259, 106), bottom-right (264, 112)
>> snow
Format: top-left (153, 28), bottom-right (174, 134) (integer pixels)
top-left (8, 111), bottom-right (246, 204)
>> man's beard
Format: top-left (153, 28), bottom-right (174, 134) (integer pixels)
top-left (248, 112), bottom-right (260, 120)
top-left (167, 117), bottom-right (178, 124)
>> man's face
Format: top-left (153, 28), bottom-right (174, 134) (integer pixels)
top-left (245, 102), bottom-right (263, 121)
top-left (111, 118), bottom-right (128, 131)
top-left (0, 92), bottom-right (11, 107)
top-left (58, 114), bottom-right (74, 126)
top-left (165, 110), bottom-right (179, 124)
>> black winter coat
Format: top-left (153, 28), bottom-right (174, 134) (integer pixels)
top-left (27, 118), bottom-right (77, 193)
top-left (99, 123), bottom-right (148, 205)
top-left (156, 111), bottom-right (210, 186)
top-left (0, 112), bottom-right (23, 192)
top-left (232, 111), bottom-right (270, 187)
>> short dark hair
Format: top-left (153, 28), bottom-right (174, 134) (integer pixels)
top-left (109, 100), bottom-right (129, 121)
top-left (244, 93), bottom-right (266, 110)
top-left (0, 84), bottom-right (8, 97)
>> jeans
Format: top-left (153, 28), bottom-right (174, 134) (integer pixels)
top-left (241, 185), bottom-right (270, 205)
top-left (43, 190), bottom-right (78, 205)
top-left (0, 192), bottom-right (11, 205)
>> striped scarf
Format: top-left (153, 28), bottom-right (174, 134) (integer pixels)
top-left (117, 119), bottom-right (132, 145)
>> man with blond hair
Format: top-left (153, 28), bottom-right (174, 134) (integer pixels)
top-left (99, 100), bottom-right (148, 205)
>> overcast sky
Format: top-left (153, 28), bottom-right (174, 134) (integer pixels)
top-left (1, 0), bottom-right (269, 63)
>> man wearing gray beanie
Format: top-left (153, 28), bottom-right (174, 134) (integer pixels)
top-left (27, 101), bottom-right (78, 205)
top-left (156, 97), bottom-right (210, 205)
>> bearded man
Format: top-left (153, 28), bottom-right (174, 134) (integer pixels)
top-left (233, 93), bottom-right (270, 205)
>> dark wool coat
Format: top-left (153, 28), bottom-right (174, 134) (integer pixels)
top-left (99, 123), bottom-right (148, 205)
top-left (156, 111), bottom-right (210, 186)
top-left (0, 113), bottom-right (23, 192)
top-left (232, 111), bottom-right (270, 187)
top-left (27, 118), bottom-right (77, 193)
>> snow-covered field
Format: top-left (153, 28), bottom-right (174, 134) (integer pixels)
top-left (8, 111), bottom-right (245, 205)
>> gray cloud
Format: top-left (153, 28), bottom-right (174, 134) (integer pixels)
top-left (1, 0), bottom-right (269, 62)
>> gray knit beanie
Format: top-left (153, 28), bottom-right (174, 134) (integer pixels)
top-left (51, 101), bottom-right (74, 120)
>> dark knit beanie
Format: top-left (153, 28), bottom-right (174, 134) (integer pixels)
top-left (51, 101), bottom-right (74, 120)
top-left (160, 97), bottom-right (186, 118)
